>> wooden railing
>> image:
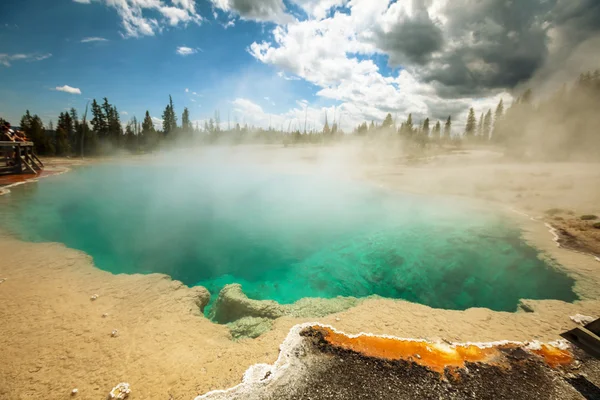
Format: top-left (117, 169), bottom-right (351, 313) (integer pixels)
top-left (0, 141), bottom-right (45, 175)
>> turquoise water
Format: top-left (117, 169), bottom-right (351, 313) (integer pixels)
top-left (0, 163), bottom-right (577, 312)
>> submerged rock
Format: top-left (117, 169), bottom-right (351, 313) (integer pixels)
top-left (210, 284), bottom-right (286, 324)
top-left (191, 286), bottom-right (211, 313)
top-left (227, 317), bottom-right (273, 340)
top-left (210, 284), bottom-right (368, 339)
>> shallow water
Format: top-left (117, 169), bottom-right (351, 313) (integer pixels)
top-left (0, 162), bottom-right (577, 311)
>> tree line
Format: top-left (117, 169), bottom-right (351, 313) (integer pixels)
top-left (11, 69), bottom-right (600, 160)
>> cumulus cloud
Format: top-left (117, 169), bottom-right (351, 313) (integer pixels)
top-left (0, 53), bottom-right (52, 67)
top-left (55, 85), bottom-right (82, 95)
top-left (176, 46), bottom-right (198, 56)
top-left (81, 36), bottom-right (108, 42)
top-left (375, 1), bottom-right (444, 65)
top-left (210, 0), bottom-right (292, 23)
top-left (151, 116), bottom-right (164, 130)
top-left (73, 0), bottom-right (202, 38)
top-left (247, 0), bottom-right (600, 128)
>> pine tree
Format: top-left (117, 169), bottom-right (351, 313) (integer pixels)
top-left (24, 114), bottom-right (52, 155)
top-left (492, 99), bottom-right (504, 140)
top-left (483, 110), bottom-right (492, 140)
top-left (382, 113), bottom-right (393, 129)
top-left (20, 110), bottom-right (33, 132)
top-left (406, 114), bottom-right (413, 131)
top-left (69, 108), bottom-right (78, 152)
top-left (521, 89), bottom-right (533, 104)
top-left (125, 122), bottom-right (136, 151)
top-left (182, 107), bottom-right (191, 132)
top-left (422, 118), bottom-right (430, 136)
top-left (55, 126), bottom-right (70, 156)
top-left (433, 121), bottom-right (441, 139)
top-left (494, 99), bottom-right (504, 122)
top-left (477, 113), bottom-right (484, 137)
top-left (142, 111), bottom-right (154, 133)
top-left (142, 111), bottom-right (157, 150)
top-left (444, 116), bottom-right (451, 138)
top-left (108, 104), bottom-right (123, 145)
top-left (465, 108), bottom-right (476, 137)
top-left (91, 99), bottom-right (108, 139)
top-left (214, 110), bottom-right (220, 133)
top-left (56, 112), bottom-right (73, 155)
top-left (162, 95), bottom-right (178, 136)
top-left (323, 114), bottom-right (331, 135)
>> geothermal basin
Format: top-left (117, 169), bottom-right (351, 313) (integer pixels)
top-left (0, 159), bottom-right (577, 320)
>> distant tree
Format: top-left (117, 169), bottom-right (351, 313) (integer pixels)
top-left (369, 120), bottom-right (375, 131)
top-left (142, 111), bottom-right (157, 150)
top-left (125, 122), bottom-right (136, 151)
top-left (323, 114), bottom-right (331, 135)
top-left (433, 121), bottom-right (441, 139)
top-left (162, 95), bottom-right (177, 136)
top-left (142, 111), bottom-right (154, 133)
top-left (399, 113), bottom-right (414, 136)
top-left (20, 110), bottom-right (33, 132)
top-left (422, 118), bottom-right (430, 136)
top-left (483, 109), bottom-right (492, 140)
top-left (108, 104), bottom-right (123, 145)
top-left (214, 110), bottom-right (221, 133)
top-left (68, 108), bottom-right (78, 151)
top-left (182, 107), bottom-right (191, 132)
top-left (494, 99), bottom-right (504, 121)
top-left (477, 113), bottom-right (484, 137)
top-left (22, 113), bottom-right (53, 155)
top-left (465, 108), bottom-right (476, 137)
top-left (91, 99), bottom-right (107, 139)
top-left (382, 113), bottom-right (393, 129)
top-left (55, 126), bottom-right (70, 156)
top-left (443, 116), bottom-right (451, 138)
top-left (56, 112), bottom-right (73, 155)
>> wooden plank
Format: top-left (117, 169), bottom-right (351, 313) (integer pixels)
top-left (19, 155), bottom-right (37, 175)
top-left (16, 144), bottom-right (22, 173)
top-left (561, 325), bottom-right (600, 359)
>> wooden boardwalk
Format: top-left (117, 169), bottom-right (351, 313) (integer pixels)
top-left (0, 141), bottom-right (44, 175)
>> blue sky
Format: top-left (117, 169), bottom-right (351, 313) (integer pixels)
top-left (0, 0), bottom-right (336, 128)
top-left (1, 0), bottom-right (593, 131)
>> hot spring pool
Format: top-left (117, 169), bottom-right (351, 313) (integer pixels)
top-left (0, 163), bottom-right (577, 312)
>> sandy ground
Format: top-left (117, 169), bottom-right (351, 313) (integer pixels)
top-left (1, 148), bottom-right (600, 399)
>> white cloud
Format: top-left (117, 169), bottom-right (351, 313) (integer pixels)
top-left (121, 111), bottom-right (129, 115)
top-left (81, 37), bottom-right (108, 43)
top-left (185, 88), bottom-right (189, 93)
top-left (230, 97), bottom-right (356, 132)
top-left (176, 46), bottom-right (197, 56)
top-left (73, 0), bottom-right (202, 38)
top-left (54, 85), bottom-right (82, 95)
top-left (151, 116), bottom-right (164, 130)
top-left (247, 0), bottom-right (515, 129)
top-left (0, 53), bottom-right (52, 67)
top-left (210, 0), bottom-right (292, 24)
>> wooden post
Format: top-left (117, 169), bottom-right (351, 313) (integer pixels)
top-left (16, 143), bottom-right (22, 173)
